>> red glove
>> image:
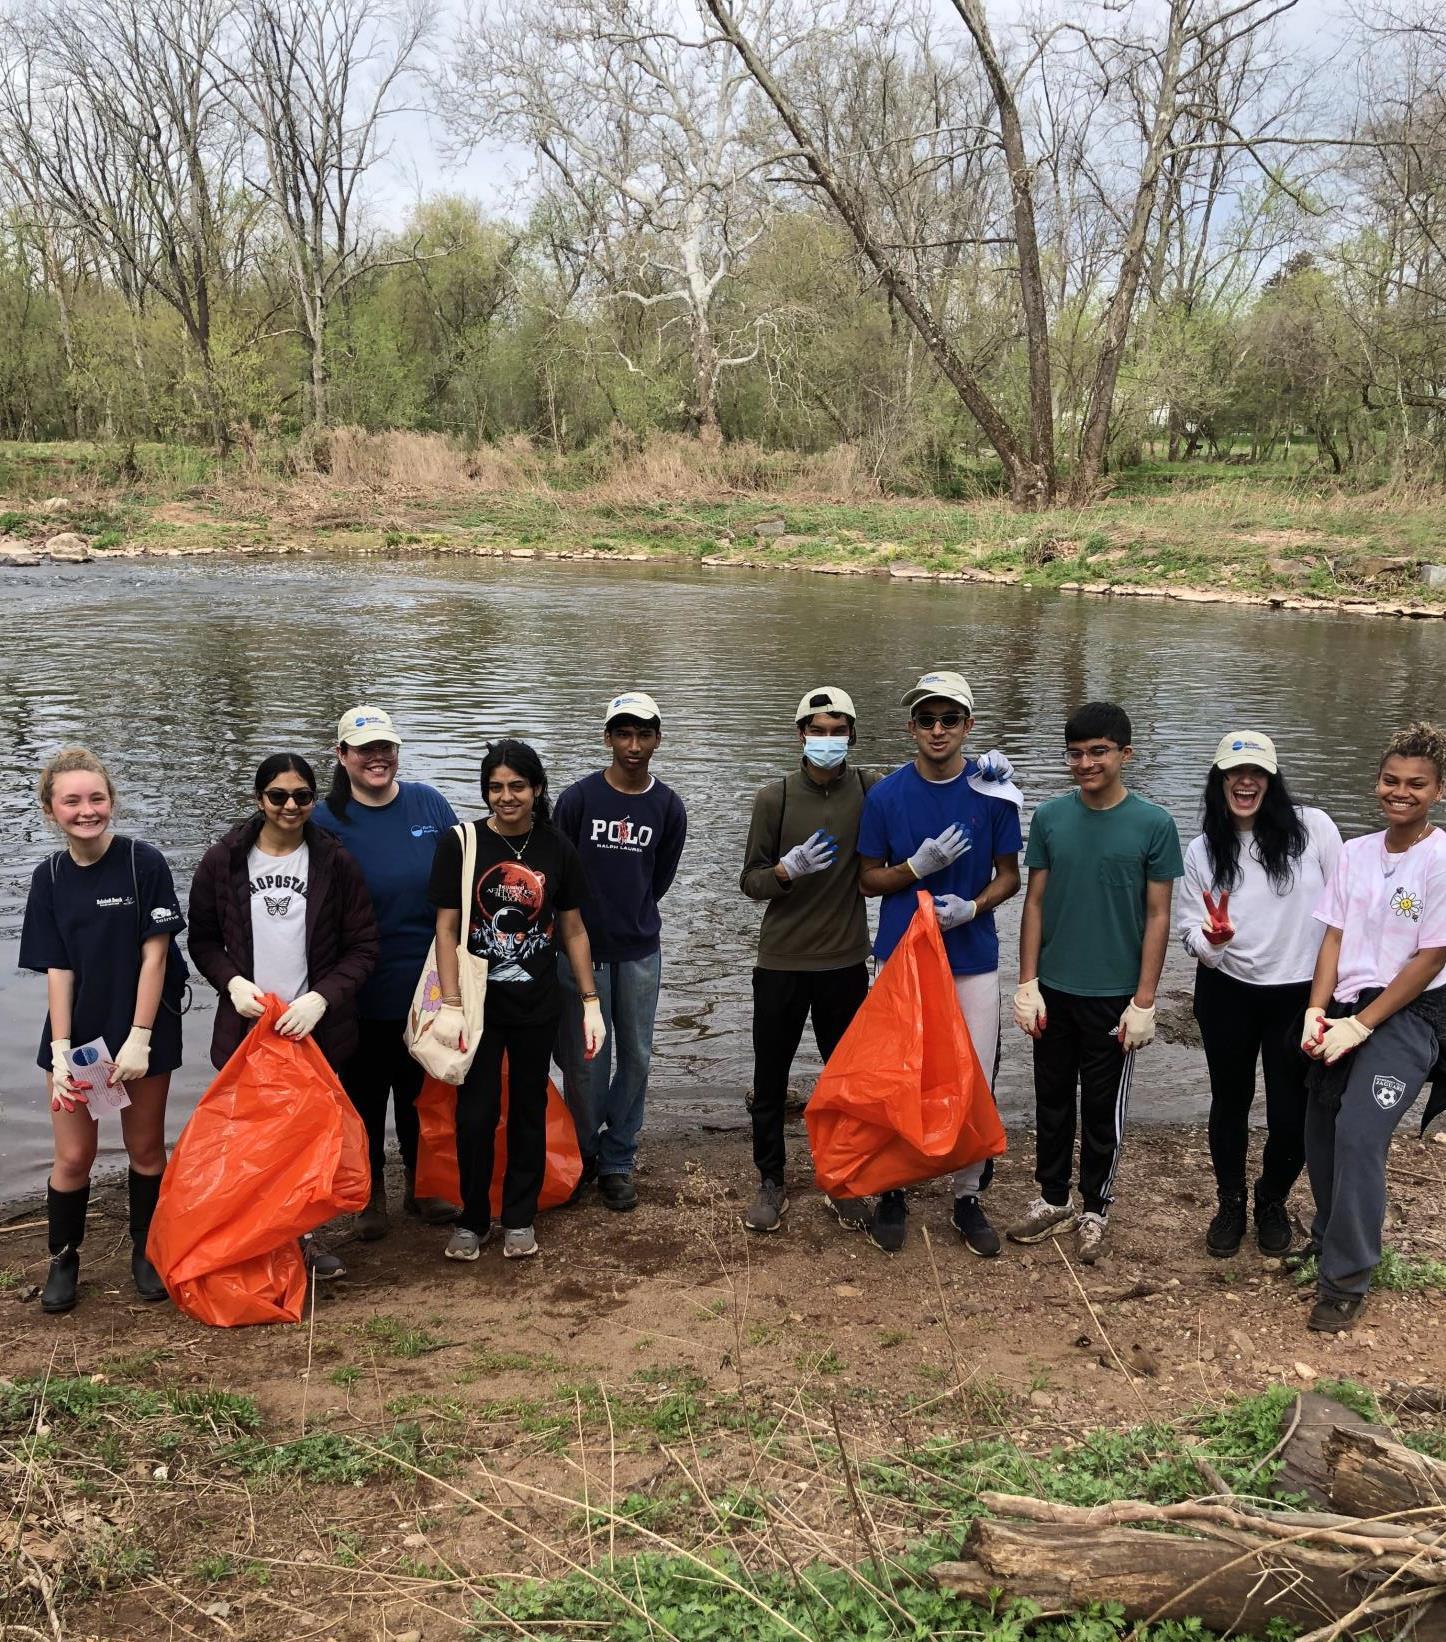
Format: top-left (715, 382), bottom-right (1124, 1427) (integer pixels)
top-left (1201, 889), bottom-right (1234, 948)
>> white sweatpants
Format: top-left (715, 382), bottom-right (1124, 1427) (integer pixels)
top-left (951, 970), bottom-right (1002, 1197)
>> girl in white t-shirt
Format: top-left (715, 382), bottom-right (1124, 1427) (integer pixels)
top-left (1179, 731), bottom-right (1341, 1259)
top-left (1300, 722), bottom-right (1446, 1334)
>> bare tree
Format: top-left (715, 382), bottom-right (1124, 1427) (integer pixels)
top-left (707, 0), bottom-right (1306, 504)
top-left (443, 0), bottom-right (782, 437)
top-left (228, 0), bottom-right (434, 428)
top-left (0, 0), bottom-right (257, 448)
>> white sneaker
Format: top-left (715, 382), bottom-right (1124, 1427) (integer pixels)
top-left (1077, 1212), bottom-right (1109, 1265)
top-left (503, 1226), bottom-right (538, 1259)
top-left (444, 1227), bottom-right (485, 1261)
top-left (1005, 1196), bottom-right (1078, 1244)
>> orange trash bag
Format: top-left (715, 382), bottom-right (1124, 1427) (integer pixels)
top-left (806, 891), bottom-right (1005, 1198)
top-left (414, 1063), bottom-right (582, 1212)
top-left (147, 994), bottom-right (370, 1326)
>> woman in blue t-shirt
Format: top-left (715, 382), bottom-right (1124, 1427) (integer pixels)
top-left (19, 748), bottom-right (188, 1315)
top-left (314, 705), bottom-right (459, 1240)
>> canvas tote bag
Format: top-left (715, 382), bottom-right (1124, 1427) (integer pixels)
top-left (405, 823), bottom-right (488, 1084)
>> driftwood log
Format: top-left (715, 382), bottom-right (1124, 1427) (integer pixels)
top-left (930, 1396), bottom-right (1446, 1642)
top-left (1327, 1425), bottom-right (1446, 1518)
top-left (1275, 1390), bottom-right (1396, 1507)
top-left (933, 1518), bottom-right (1446, 1637)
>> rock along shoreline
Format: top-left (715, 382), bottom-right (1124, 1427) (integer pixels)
top-left (4, 528), bottom-right (1445, 621)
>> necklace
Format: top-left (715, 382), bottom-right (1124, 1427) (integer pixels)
top-left (489, 819), bottom-right (533, 860)
top-left (1383, 820), bottom-right (1433, 878)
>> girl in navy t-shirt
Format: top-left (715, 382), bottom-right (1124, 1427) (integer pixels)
top-left (19, 748), bottom-right (188, 1315)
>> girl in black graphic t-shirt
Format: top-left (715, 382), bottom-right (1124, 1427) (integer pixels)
top-left (428, 739), bottom-right (604, 1260)
top-left (19, 748), bottom-right (188, 1314)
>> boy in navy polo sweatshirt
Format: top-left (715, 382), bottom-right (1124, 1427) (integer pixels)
top-left (554, 691), bottom-right (688, 1210)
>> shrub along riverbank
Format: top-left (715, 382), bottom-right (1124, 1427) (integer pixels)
top-left (2, 434), bottom-right (1446, 616)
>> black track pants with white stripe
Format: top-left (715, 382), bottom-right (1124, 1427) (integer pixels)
top-left (1032, 986), bottom-right (1136, 1216)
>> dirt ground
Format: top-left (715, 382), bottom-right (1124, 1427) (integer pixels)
top-left (3, 1119), bottom-right (1445, 1640)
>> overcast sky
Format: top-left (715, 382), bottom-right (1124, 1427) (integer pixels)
top-left (366, 0), bottom-right (1356, 228)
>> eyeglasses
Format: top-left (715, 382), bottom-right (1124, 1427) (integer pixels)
top-left (262, 787), bottom-right (316, 808)
top-left (1064, 745), bottom-right (1118, 765)
top-left (913, 711), bottom-right (967, 731)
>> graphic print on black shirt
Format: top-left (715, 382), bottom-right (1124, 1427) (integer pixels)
top-left (472, 857), bottom-right (554, 983)
top-left (428, 821), bottom-right (586, 1026)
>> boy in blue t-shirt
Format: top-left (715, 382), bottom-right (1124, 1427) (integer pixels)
top-left (859, 670), bottom-right (1023, 1257)
top-left (553, 691), bottom-right (688, 1210)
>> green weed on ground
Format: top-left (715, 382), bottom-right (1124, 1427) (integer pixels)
top-left (476, 1549), bottom-right (1259, 1641)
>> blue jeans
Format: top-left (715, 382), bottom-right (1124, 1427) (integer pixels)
top-left (555, 949), bottom-right (662, 1175)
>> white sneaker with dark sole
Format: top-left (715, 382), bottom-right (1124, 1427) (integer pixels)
top-left (1005, 1196), bottom-right (1079, 1244)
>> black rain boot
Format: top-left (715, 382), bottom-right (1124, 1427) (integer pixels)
top-left (42, 1181), bottom-right (89, 1314)
top-left (128, 1169), bottom-right (168, 1302)
top-left (1205, 1189), bottom-right (1247, 1258)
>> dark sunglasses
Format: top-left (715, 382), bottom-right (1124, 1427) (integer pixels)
top-left (262, 787), bottom-right (316, 808)
top-left (913, 711), bottom-right (967, 730)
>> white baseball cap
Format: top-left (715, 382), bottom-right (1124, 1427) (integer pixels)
top-left (795, 685), bottom-right (856, 724)
top-left (1213, 730), bottom-right (1279, 775)
top-left (337, 705), bottom-right (401, 747)
top-left (604, 690), bottom-right (662, 727)
top-left (901, 670), bottom-right (974, 714)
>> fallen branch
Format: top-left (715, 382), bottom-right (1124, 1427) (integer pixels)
top-left (934, 1518), bottom-right (1446, 1635)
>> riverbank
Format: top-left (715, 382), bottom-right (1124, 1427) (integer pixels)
top-left (3, 1124), bottom-right (1445, 1639)
top-left (4, 435), bottom-right (1446, 619)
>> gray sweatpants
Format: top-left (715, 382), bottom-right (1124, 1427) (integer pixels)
top-left (1304, 1008), bottom-right (1438, 1300)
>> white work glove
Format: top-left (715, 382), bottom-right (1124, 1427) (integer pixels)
top-left (109, 1026), bottom-right (151, 1085)
top-left (276, 990), bottom-right (328, 1039)
top-left (49, 1038), bottom-right (88, 1113)
top-left (974, 749), bottom-right (1015, 783)
top-left (1317, 1014), bottom-right (1372, 1066)
top-left (933, 894), bottom-right (977, 931)
top-left (583, 997), bottom-right (607, 1061)
top-left (1116, 999), bottom-right (1157, 1051)
top-left (432, 1004), bottom-right (466, 1051)
top-left (1013, 979), bottom-right (1046, 1037)
top-left (227, 976), bottom-right (266, 1019)
top-left (1301, 1007), bottom-right (1327, 1056)
top-left (779, 829), bottom-right (838, 881)
top-left (907, 824), bottom-right (971, 880)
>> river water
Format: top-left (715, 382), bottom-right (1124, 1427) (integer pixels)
top-left (2, 556), bottom-right (1441, 1204)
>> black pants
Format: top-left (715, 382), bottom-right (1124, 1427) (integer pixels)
top-left (456, 1016), bottom-right (554, 1234)
top-left (1033, 985), bottom-right (1135, 1216)
top-left (339, 1016), bottom-right (424, 1187)
top-left (1192, 965), bottom-right (1311, 1204)
top-left (751, 963), bottom-right (870, 1182)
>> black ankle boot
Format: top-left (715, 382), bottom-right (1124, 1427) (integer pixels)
top-left (128, 1169), bottom-right (167, 1302)
top-left (42, 1181), bottom-right (89, 1314)
top-left (1205, 1190), bottom-right (1247, 1258)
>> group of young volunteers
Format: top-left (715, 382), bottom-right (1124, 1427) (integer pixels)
top-left (22, 678), bottom-right (1446, 1338)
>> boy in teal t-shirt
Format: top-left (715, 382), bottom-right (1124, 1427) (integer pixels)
top-left (1007, 702), bottom-right (1183, 1265)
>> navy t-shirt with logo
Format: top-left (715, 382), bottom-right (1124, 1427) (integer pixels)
top-left (315, 780), bottom-right (458, 1017)
top-left (20, 835), bottom-right (188, 1072)
top-left (427, 820), bottom-right (586, 1027)
top-left (553, 771), bottom-right (688, 963)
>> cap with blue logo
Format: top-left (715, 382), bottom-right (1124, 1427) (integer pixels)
top-left (604, 690), bottom-right (662, 729)
top-left (337, 705), bottom-right (401, 747)
top-left (901, 670), bottom-right (974, 714)
top-left (1212, 730), bottom-right (1278, 775)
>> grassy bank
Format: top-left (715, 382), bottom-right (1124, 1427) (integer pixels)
top-left (2, 434), bottom-right (1446, 610)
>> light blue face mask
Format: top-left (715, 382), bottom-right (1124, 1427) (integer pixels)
top-left (803, 735), bottom-right (850, 770)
